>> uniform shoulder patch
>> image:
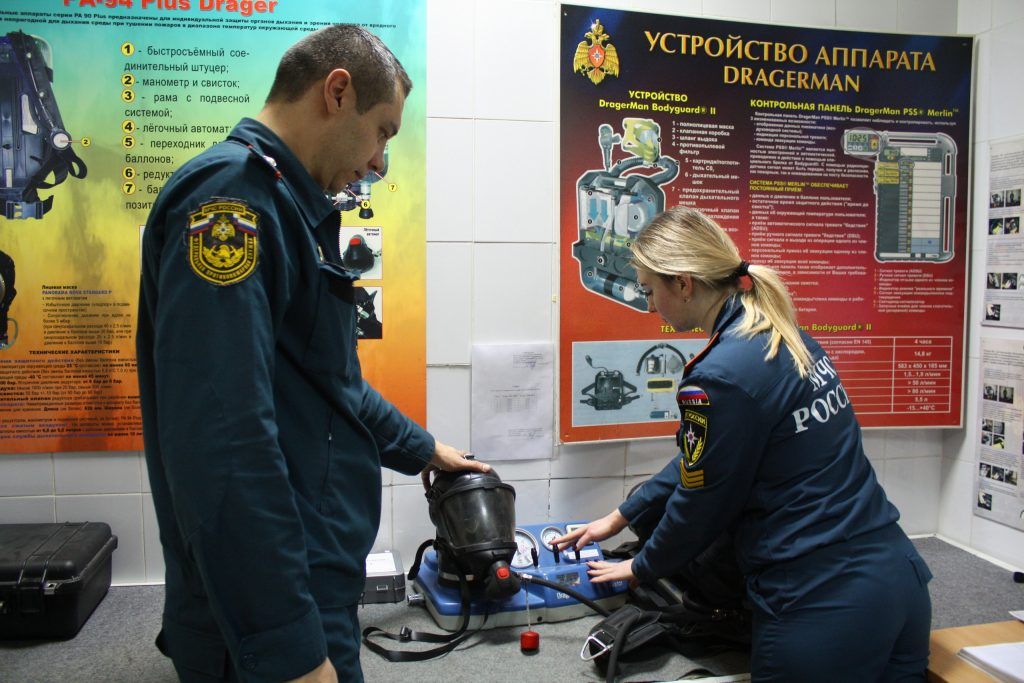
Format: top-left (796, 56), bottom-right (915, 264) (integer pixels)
top-left (676, 384), bottom-right (710, 407)
top-left (681, 408), bottom-right (708, 467)
top-left (186, 198), bottom-right (259, 286)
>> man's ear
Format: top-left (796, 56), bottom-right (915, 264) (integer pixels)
top-left (323, 68), bottom-right (353, 112)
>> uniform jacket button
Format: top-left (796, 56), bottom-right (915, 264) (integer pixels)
top-left (241, 653), bottom-right (257, 670)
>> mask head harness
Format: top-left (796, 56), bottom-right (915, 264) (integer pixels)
top-left (426, 467), bottom-right (520, 600)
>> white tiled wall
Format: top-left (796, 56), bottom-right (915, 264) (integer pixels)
top-left (940, 1), bottom-right (1024, 570)
top-left (0, 0), bottom-right (988, 586)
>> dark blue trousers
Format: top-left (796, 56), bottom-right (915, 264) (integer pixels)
top-left (323, 603), bottom-right (364, 683)
top-left (747, 524), bottom-right (932, 682)
top-left (168, 603), bottom-right (363, 682)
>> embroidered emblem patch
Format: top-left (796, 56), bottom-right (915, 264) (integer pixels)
top-left (676, 385), bottom-right (711, 407)
top-left (681, 409), bottom-right (708, 467)
top-left (186, 199), bottom-right (259, 286)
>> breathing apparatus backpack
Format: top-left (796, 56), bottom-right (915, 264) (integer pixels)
top-left (0, 30), bottom-right (87, 220)
top-left (581, 484), bottom-right (752, 682)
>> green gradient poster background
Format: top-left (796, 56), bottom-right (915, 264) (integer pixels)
top-left (0, 1), bottom-right (426, 453)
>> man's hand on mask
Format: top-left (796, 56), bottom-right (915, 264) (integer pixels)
top-left (421, 440), bottom-right (492, 491)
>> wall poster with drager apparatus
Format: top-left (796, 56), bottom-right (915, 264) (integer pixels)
top-left (559, 4), bottom-right (972, 442)
top-left (0, 2), bottom-right (427, 454)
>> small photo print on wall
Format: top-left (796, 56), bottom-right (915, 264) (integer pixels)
top-left (339, 226), bottom-right (383, 280)
top-left (355, 286), bottom-right (382, 340)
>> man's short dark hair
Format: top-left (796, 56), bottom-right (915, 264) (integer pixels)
top-left (266, 24), bottom-right (412, 112)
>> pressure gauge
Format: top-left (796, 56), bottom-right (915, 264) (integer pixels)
top-left (512, 528), bottom-right (538, 568)
top-left (540, 525), bottom-right (563, 551)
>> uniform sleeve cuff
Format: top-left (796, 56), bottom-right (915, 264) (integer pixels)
top-left (631, 551), bottom-right (656, 585)
top-left (618, 497), bottom-right (645, 523)
top-left (236, 606), bottom-right (326, 682)
top-left (380, 427), bottom-right (435, 475)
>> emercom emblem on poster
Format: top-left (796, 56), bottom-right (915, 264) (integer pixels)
top-left (572, 19), bottom-right (619, 85)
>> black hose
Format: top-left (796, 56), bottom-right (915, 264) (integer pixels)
top-left (516, 572), bottom-right (612, 617)
top-left (606, 608), bottom-right (643, 683)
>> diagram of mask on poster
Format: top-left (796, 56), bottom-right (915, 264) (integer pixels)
top-left (572, 339), bottom-right (707, 428)
top-left (340, 226), bottom-right (383, 280)
top-left (355, 286), bottom-right (383, 341)
top-left (982, 138), bottom-right (1024, 329)
top-left (975, 338), bottom-right (1024, 532)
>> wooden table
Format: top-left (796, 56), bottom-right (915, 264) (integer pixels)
top-left (929, 620), bottom-right (1024, 682)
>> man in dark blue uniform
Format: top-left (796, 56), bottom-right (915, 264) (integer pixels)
top-left (557, 207), bottom-right (932, 680)
top-left (137, 25), bottom-right (488, 683)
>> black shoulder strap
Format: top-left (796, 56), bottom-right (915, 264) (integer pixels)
top-left (361, 569), bottom-right (479, 662)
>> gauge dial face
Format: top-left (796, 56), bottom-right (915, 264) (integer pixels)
top-left (540, 525), bottom-right (563, 551)
top-left (512, 529), bottom-right (538, 568)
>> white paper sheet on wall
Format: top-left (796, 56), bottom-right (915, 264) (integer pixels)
top-left (975, 338), bottom-right (1024, 531)
top-left (471, 343), bottom-right (554, 461)
top-left (982, 137), bottom-right (1024, 329)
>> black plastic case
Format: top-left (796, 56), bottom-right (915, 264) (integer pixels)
top-left (0, 522), bottom-right (118, 639)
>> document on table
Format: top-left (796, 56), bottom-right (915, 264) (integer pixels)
top-left (471, 343), bottom-right (554, 460)
top-left (958, 641), bottom-right (1024, 682)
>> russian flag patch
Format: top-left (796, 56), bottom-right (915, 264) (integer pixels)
top-left (676, 385), bottom-right (710, 407)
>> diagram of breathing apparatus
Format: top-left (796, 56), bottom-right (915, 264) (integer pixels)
top-left (363, 466), bottom-right (750, 678)
top-left (567, 119), bottom-right (702, 428)
top-left (572, 118), bottom-right (678, 311)
top-left (572, 339), bottom-right (706, 427)
top-left (333, 147), bottom-right (389, 339)
top-left (1, 30), bottom-right (89, 350)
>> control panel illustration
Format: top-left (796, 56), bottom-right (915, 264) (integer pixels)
top-left (843, 128), bottom-right (957, 263)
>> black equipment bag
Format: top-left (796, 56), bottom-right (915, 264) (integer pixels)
top-left (0, 522), bottom-right (117, 639)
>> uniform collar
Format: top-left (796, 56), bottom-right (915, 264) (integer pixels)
top-left (683, 294), bottom-right (745, 376)
top-left (710, 293), bottom-right (745, 336)
top-left (226, 117), bottom-right (337, 229)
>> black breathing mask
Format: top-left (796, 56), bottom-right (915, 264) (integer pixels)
top-left (426, 466), bottom-right (520, 600)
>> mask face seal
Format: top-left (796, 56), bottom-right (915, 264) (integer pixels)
top-left (426, 468), bottom-right (521, 600)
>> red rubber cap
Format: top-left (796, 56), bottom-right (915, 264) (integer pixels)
top-left (496, 566), bottom-right (510, 580)
top-left (520, 630), bottom-right (540, 651)
top-left (349, 237), bottom-right (361, 246)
